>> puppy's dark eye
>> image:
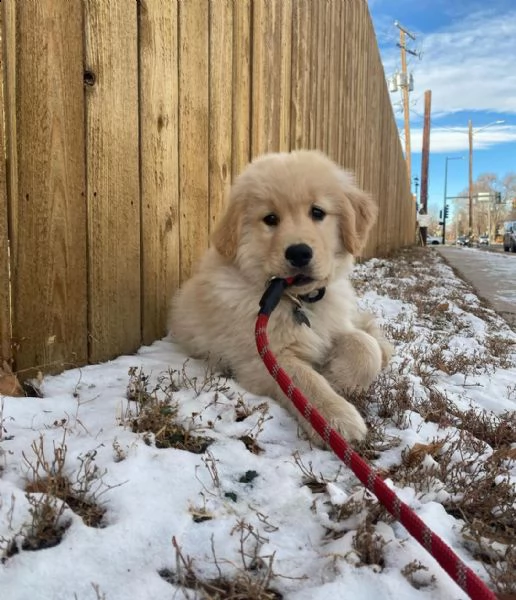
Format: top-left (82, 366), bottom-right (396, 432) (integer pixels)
top-left (311, 206), bottom-right (326, 221)
top-left (263, 213), bottom-right (280, 227)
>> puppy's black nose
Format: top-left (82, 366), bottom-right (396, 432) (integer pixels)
top-left (285, 243), bottom-right (313, 268)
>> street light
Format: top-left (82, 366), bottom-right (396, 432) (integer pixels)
top-left (468, 119), bottom-right (505, 233)
top-left (443, 156), bottom-right (464, 244)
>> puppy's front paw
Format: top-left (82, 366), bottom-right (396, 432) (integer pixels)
top-left (305, 397), bottom-right (367, 446)
top-left (322, 330), bottom-right (384, 395)
top-left (328, 402), bottom-right (368, 442)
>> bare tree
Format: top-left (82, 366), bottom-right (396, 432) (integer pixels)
top-left (501, 173), bottom-right (516, 220)
top-left (451, 172), bottom-right (515, 240)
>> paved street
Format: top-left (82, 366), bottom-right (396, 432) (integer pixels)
top-left (436, 246), bottom-right (516, 328)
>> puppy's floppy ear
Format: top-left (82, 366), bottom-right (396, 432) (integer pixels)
top-left (211, 201), bottom-right (242, 260)
top-left (336, 172), bottom-right (378, 256)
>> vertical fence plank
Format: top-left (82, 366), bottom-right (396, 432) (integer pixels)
top-left (7, 0), bottom-right (87, 375)
top-left (2, 0), bottom-right (17, 262)
top-left (353, 0), bottom-right (369, 192)
top-left (278, 0), bottom-right (292, 152)
top-left (337, 0), bottom-right (348, 167)
top-left (362, 12), bottom-right (382, 258)
top-left (290, 0), bottom-right (311, 151)
top-left (178, 0), bottom-right (209, 281)
top-left (386, 120), bottom-right (398, 253)
top-left (84, 0), bottom-right (140, 362)
top-left (343, 1), bottom-right (358, 170)
top-left (313, 1), bottom-right (326, 152)
top-left (139, 0), bottom-right (180, 345)
top-left (209, 0), bottom-right (233, 230)
top-left (251, 0), bottom-right (273, 156)
top-left (251, 0), bottom-right (292, 156)
top-left (231, 0), bottom-right (251, 179)
top-left (308, 0), bottom-right (319, 149)
top-left (327, 0), bottom-right (340, 162)
top-left (376, 85), bottom-right (391, 255)
top-left (321, 0), bottom-right (332, 155)
top-left (0, 6), bottom-right (11, 363)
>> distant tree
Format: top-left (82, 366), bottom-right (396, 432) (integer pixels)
top-left (450, 172), bottom-right (516, 239)
top-left (427, 212), bottom-right (442, 237)
top-left (502, 173), bottom-right (516, 220)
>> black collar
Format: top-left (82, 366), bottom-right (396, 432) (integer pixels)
top-left (285, 287), bottom-right (326, 307)
top-left (285, 287), bottom-right (325, 328)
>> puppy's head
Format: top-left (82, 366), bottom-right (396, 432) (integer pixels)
top-left (211, 150), bottom-right (377, 291)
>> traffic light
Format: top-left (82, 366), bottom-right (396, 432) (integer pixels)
top-left (444, 205), bottom-right (449, 219)
top-left (495, 192), bottom-right (502, 204)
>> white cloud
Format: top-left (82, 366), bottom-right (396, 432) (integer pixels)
top-left (409, 125), bottom-right (516, 154)
top-left (382, 9), bottom-right (516, 116)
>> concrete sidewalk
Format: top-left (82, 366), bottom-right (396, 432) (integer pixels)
top-left (435, 246), bottom-right (516, 329)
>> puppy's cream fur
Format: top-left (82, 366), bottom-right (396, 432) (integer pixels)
top-left (170, 150), bottom-right (392, 443)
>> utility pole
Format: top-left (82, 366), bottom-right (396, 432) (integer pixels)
top-left (465, 119), bottom-right (505, 236)
top-left (443, 159), bottom-right (449, 245)
top-left (443, 157), bottom-right (464, 246)
top-left (395, 21), bottom-right (417, 184)
top-left (400, 28), bottom-right (411, 181)
top-left (468, 119), bottom-right (474, 234)
top-left (419, 90), bottom-right (431, 244)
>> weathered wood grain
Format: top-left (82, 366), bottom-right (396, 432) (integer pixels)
top-left (1, 0), bottom-right (415, 377)
top-left (290, 0), bottom-right (312, 151)
top-left (308, 0), bottom-right (319, 149)
top-left (84, 0), bottom-right (140, 362)
top-left (7, 0), bottom-right (88, 375)
top-left (251, 0), bottom-right (292, 156)
top-left (209, 0), bottom-right (233, 230)
top-left (0, 4), bottom-right (11, 363)
top-left (278, 0), bottom-right (292, 152)
top-left (139, 0), bottom-right (180, 344)
top-left (327, 0), bottom-right (340, 162)
top-left (178, 0), bottom-right (209, 282)
top-left (231, 0), bottom-right (251, 179)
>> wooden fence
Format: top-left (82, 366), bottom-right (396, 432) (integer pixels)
top-left (0, 0), bottom-right (414, 378)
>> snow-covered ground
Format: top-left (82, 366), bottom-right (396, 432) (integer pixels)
top-left (1, 248), bottom-right (515, 600)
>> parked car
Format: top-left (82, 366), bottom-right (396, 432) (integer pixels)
top-left (503, 221), bottom-right (516, 252)
top-left (478, 234), bottom-right (489, 246)
top-left (457, 235), bottom-right (472, 247)
top-left (426, 235), bottom-right (442, 245)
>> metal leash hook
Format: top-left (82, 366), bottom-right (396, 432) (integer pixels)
top-left (256, 276), bottom-right (496, 600)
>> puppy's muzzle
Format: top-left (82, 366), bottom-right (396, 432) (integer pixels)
top-left (285, 243), bottom-right (313, 268)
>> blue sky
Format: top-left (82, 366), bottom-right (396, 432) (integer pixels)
top-left (367, 0), bottom-right (516, 216)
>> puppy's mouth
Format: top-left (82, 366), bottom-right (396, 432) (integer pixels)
top-left (290, 274), bottom-right (314, 287)
top-left (272, 272), bottom-right (326, 294)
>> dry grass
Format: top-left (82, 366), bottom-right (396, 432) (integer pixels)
top-left (352, 519), bottom-right (388, 569)
top-left (1, 431), bottom-right (112, 561)
top-left (125, 366), bottom-right (214, 453)
top-left (23, 436), bottom-right (107, 528)
top-left (349, 247), bottom-right (516, 594)
top-left (401, 560), bottom-right (436, 590)
top-left (3, 246), bottom-right (514, 595)
top-left (159, 527), bottom-right (283, 599)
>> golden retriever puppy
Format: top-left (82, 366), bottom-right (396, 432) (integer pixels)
top-left (170, 150), bottom-right (392, 443)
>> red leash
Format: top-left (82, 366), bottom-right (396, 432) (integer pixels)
top-left (255, 277), bottom-right (495, 600)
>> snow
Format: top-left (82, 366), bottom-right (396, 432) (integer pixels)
top-left (1, 248), bottom-right (515, 600)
